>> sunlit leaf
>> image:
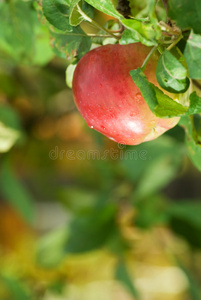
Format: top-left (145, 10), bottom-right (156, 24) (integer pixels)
top-left (85, 0), bottom-right (122, 19)
top-left (121, 19), bottom-right (159, 46)
top-left (37, 228), bottom-right (68, 268)
top-left (184, 31), bottom-right (201, 79)
top-left (69, 0), bottom-right (94, 26)
top-left (156, 49), bottom-right (190, 93)
top-left (0, 123), bottom-right (20, 153)
top-left (0, 105), bottom-right (24, 152)
top-left (130, 68), bottom-right (188, 117)
top-left (42, 0), bottom-right (72, 31)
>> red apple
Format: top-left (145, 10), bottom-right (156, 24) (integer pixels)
top-left (72, 43), bottom-right (180, 145)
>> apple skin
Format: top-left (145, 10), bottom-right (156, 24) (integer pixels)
top-left (72, 43), bottom-right (180, 145)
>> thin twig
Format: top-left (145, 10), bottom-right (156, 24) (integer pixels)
top-left (141, 46), bottom-right (157, 71)
top-left (87, 34), bottom-right (121, 38)
top-left (167, 35), bottom-right (183, 51)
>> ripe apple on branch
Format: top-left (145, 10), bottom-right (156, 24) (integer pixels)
top-left (35, 0), bottom-right (201, 169)
top-left (71, 1), bottom-right (194, 145)
top-left (72, 42), bottom-right (180, 145)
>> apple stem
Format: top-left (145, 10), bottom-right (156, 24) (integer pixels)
top-left (141, 46), bottom-right (157, 71)
top-left (76, 4), bottom-right (120, 41)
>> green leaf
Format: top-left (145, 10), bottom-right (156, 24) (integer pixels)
top-left (0, 123), bottom-right (20, 153)
top-left (168, 0), bottom-right (201, 34)
top-left (42, 0), bottom-right (72, 31)
top-left (188, 92), bottom-right (201, 115)
top-left (115, 260), bottom-right (140, 299)
top-left (50, 26), bottom-right (91, 59)
top-left (65, 201), bottom-right (116, 253)
top-left (37, 228), bottom-right (68, 268)
top-left (0, 0), bottom-right (34, 63)
top-left (69, 0), bottom-right (84, 26)
top-left (121, 0), bottom-right (161, 44)
top-left (0, 275), bottom-right (30, 300)
top-left (31, 21), bottom-right (55, 66)
top-left (118, 136), bottom-right (184, 184)
top-left (184, 31), bottom-right (201, 79)
top-left (129, 0), bottom-right (164, 22)
top-left (167, 201), bottom-right (201, 248)
top-left (0, 105), bottom-right (24, 152)
top-left (0, 0), bottom-right (54, 65)
top-left (177, 260), bottom-right (201, 300)
top-left (0, 105), bottom-right (22, 130)
top-left (134, 152), bottom-right (183, 199)
top-left (130, 68), bottom-right (201, 119)
top-left (58, 186), bottom-right (96, 214)
top-left (121, 19), bottom-right (160, 46)
top-left (129, 0), bottom-right (151, 17)
top-left (170, 217), bottom-right (201, 248)
top-left (0, 159), bottom-right (35, 224)
top-left (85, 0), bottom-right (122, 19)
top-left (119, 29), bottom-right (140, 44)
top-left (134, 195), bottom-right (168, 229)
top-left (130, 68), bottom-right (188, 117)
top-left (179, 115), bottom-right (201, 172)
top-left (167, 202), bottom-right (201, 229)
top-left (129, 0), bottom-right (161, 27)
top-left (156, 49), bottom-right (190, 93)
top-left (69, 0), bottom-right (94, 26)
top-left (106, 228), bottom-right (129, 256)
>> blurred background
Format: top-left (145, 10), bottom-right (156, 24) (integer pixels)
top-left (0, 1), bottom-right (201, 300)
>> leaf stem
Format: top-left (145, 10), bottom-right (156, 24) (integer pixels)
top-left (141, 46), bottom-right (157, 71)
top-left (167, 34), bottom-right (183, 51)
top-left (76, 4), bottom-right (120, 40)
top-left (159, 21), bottom-right (181, 35)
top-left (87, 33), bottom-right (120, 38)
